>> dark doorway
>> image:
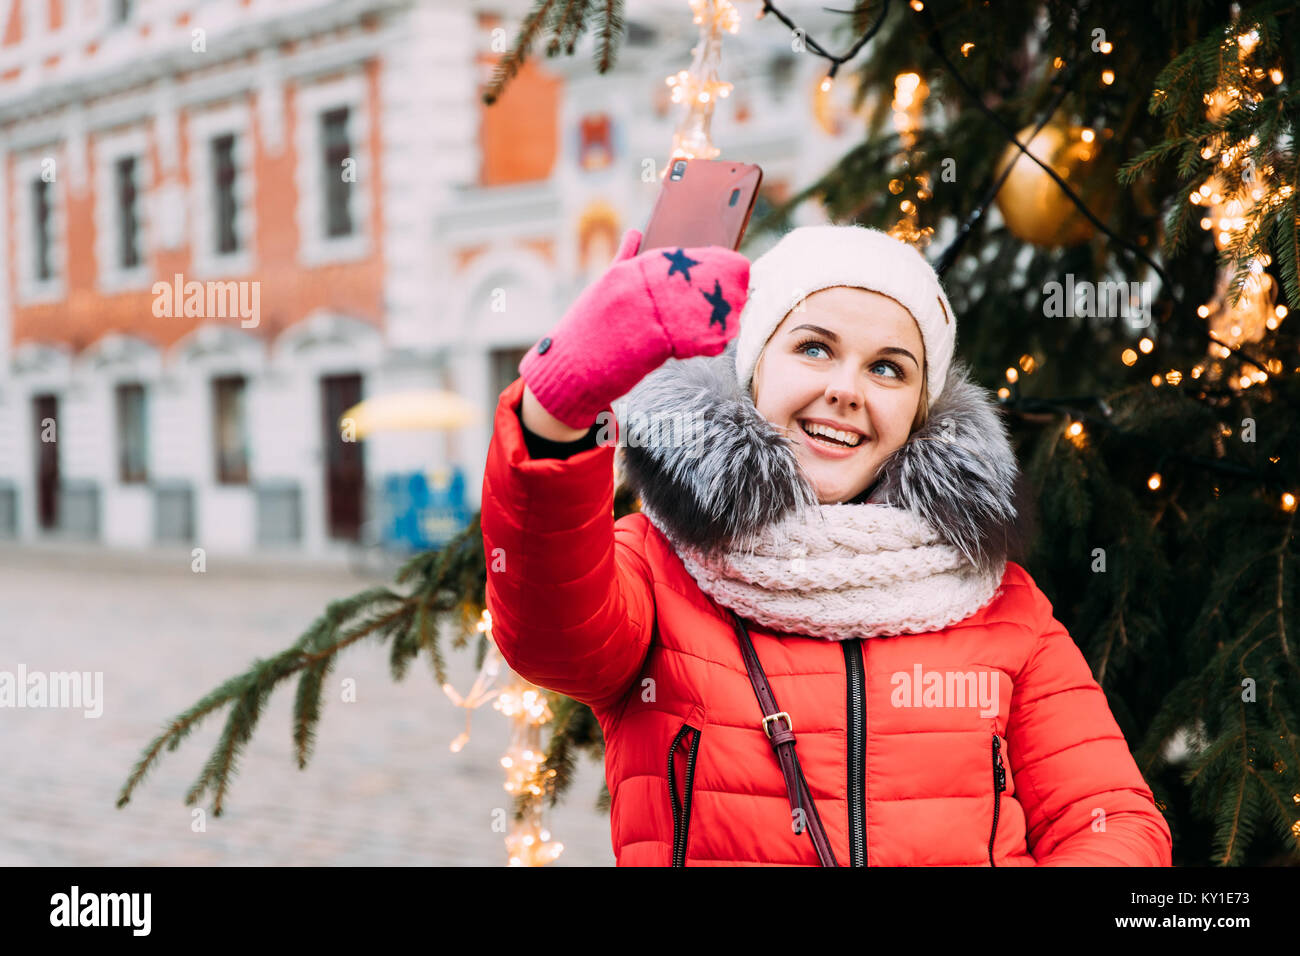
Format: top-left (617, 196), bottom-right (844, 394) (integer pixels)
top-left (33, 393), bottom-right (59, 530)
top-left (320, 373), bottom-right (364, 541)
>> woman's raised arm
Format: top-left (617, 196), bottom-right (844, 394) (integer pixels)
top-left (479, 227), bottom-right (750, 714)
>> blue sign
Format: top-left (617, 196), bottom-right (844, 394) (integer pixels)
top-left (381, 467), bottom-right (471, 551)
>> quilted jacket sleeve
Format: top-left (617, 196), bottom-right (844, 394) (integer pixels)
top-left (1005, 568), bottom-right (1174, 866)
top-left (480, 376), bottom-right (656, 715)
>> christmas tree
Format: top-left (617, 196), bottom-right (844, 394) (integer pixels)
top-left (119, 0), bottom-right (1299, 866)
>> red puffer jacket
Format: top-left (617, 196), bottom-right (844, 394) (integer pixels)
top-left (481, 354), bottom-right (1173, 866)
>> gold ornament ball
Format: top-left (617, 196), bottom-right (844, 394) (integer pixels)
top-left (995, 123), bottom-right (1104, 247)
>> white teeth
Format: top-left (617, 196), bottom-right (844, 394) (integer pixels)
top-left (800, 421), bottom-right (862, 447)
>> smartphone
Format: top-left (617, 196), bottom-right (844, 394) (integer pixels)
top-left (641, 158), bottom-right (763, 253)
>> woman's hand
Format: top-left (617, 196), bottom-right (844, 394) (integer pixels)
top-left (518, 228), bottom-right (749, 430)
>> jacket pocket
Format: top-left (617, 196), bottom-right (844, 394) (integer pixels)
top-left (668, 722), bottom-right (702, 867)
top-left (988, 732), bottom-right (1007, 867)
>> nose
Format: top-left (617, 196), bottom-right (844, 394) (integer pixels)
top-left (825, 372), bottom-right (862, 410)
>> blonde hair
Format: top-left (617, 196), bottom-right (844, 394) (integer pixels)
top-left (910, 373), bottom-right (929, 434)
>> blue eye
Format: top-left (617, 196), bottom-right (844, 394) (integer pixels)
top-left (794, 337), bottom-right (830, 359)
top-left (794, 338), bottom-right (907, 380)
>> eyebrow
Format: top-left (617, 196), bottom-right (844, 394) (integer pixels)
top-left (788, 324), bottom-right (920, 368)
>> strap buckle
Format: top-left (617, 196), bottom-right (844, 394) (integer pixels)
top-left (761, 711), bottom-right (792, 738)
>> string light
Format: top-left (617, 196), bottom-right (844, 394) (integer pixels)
top-left (1148, 473), bottom-right (1162, 491)
top-left (1139, 337), bottom-right (1154, 353)
top-left (757, 0), bottom-right (887, 93)
top-left (887, 71), bottom-right (933, 246)
top-left (1282, 492), bottom-right (1297, 513)
top-left (1005, 367), bottom-right (1019, 383)
top-left (1121, 348), bottom-right (1138, 366)
top-left (444, 608), bottom-right (564, 866)
top-left (663, 0), bottom-right (741, 168)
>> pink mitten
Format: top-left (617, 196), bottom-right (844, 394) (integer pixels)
top-left (519, 228), bottom-right (749, 429)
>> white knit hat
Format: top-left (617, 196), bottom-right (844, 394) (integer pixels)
top-left (736, 225), bottom-right (956, 408)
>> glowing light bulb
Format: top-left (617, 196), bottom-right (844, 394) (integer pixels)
top-left (1138, 337), bottom-right (1154, 353)
top-left (1121, 348), bottom-right (1138, 366)
top-left (1148, 474), bottom-right (1161, 491)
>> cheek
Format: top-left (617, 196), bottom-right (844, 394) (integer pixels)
top-left (868, 389), bottom-right (920, 439)
top-left (755, 359), bottom-right (814, 420)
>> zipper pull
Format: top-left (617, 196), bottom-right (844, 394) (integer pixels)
top-left (992, 734), bottom-right (1006, 791)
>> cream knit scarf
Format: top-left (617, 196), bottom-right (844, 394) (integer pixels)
top-left (644, 499), bottom-right (1005, 640)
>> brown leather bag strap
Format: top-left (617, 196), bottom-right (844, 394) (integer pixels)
top-left (728, 610), bottom-right (839, 867)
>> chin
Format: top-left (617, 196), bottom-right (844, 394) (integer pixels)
top-left (807, 468), bottom-right (874, 505)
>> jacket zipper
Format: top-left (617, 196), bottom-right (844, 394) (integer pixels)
top-left (669, 723), bottom-right (701, 867)
top-left (989, 732), bottom-right (1007, 867)
top-left (844, 639), bottom-right (866, 866)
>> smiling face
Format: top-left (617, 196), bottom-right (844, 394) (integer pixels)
top-left (751, 286), bottom-right (927, 505)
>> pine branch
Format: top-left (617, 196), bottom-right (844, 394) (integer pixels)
top-left (591, 0), bottom-right (625, 75)
top-left (117, 520), bottom-right (491, 815)
top-left (482, 0), bottom-right (561, 106)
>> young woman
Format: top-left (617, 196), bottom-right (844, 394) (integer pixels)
top-left (481, 224), bottom-right (1173, 866)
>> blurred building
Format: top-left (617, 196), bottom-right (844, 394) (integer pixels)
top-left (0, 0), bottom-right (859, 557)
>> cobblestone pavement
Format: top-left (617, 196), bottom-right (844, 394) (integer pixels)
top-left (0, 544), bottom-right (614, 866)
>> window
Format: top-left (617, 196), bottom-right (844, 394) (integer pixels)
top-left (115, 156), bottom-right (140, 269)
top-left (211, 133), bottom-right (239, 254)
top-left (32, 178), bottom-right (53, 281)
top-left (116, 383), bottom-right (148, 484)
top-left (490, 347), bottom-right (530, 409)
top-left (188, 104), bottom-right (255, 275)
top-left (94, 129), bottom-right (151, 290)
top-left (770, 54), bottom-right (796, 101)
top-left (17, 154), bottom-right (64, 302)
top-left (213, 376), bottom-right (249, 484)
top-left (321, 107), bottom-right (353, 238)
top-left (295, 76), bottom-right (369, 265)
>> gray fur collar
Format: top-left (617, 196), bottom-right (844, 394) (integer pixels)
top-left (614, 340), bottom-right (1020, 577)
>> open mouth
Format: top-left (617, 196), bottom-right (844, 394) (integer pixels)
top-left (798, 419), bottom-right (865, 449)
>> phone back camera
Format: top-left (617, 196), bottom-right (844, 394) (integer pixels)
top-left (670, 160), bottom-right (687, 181)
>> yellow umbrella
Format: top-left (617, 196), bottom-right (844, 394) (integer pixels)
top-left (340, 389), bottom-right (482, 438)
